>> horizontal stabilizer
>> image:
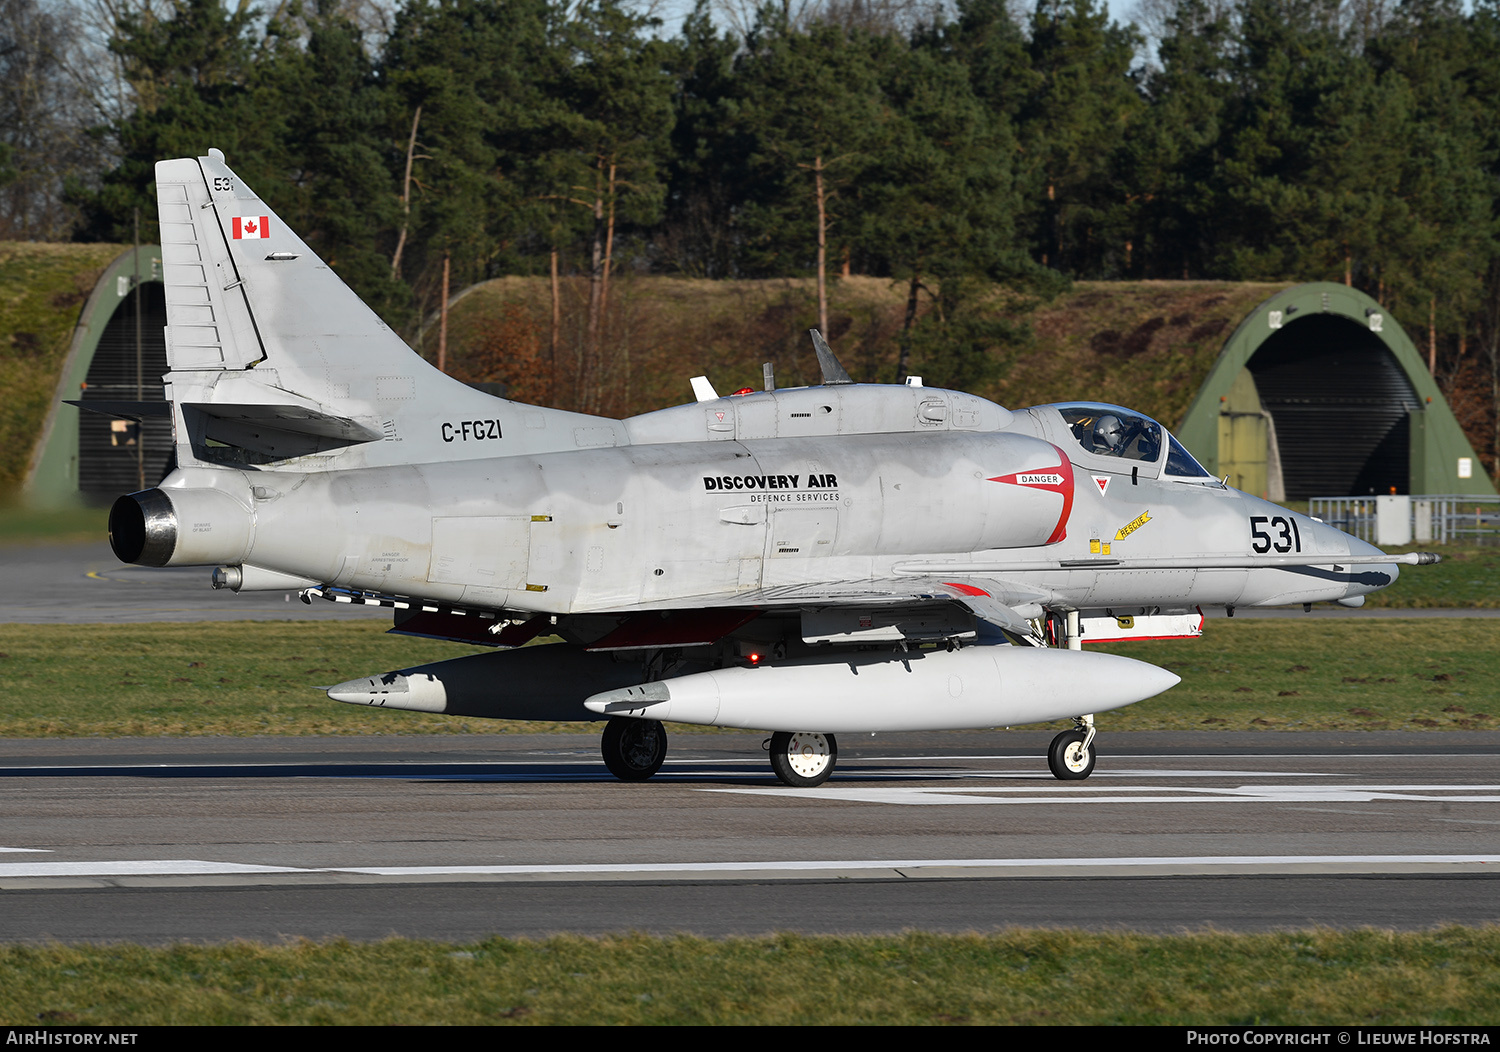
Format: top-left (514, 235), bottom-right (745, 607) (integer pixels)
top-left (185, 401), bottom-right (382, 443)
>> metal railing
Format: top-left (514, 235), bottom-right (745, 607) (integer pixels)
top-left (1308, 495), bottom-right (1500, 545)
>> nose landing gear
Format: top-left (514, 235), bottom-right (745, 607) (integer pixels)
top-left (1048, 715), bottom-right (1096, 780)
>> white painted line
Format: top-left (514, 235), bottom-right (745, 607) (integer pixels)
top-left (0, 860), bottom-right (305, 877)
top-left (696, 784), bottom-right (1500, 806)
top-left (290, 854), bottom-right (1500, 877)
top-left (1, 854), bottom-right (1497, 883)
top-left (0, 847), bottom-right (50, 854)
top-left (977, 769), bottom-right (1341, 779)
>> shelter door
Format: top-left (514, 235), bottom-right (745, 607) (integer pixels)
top-left (1218, 412), bottom-right (1268, 497)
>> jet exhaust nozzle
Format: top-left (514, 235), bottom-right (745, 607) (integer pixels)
top-left (108, 486), bottom-right (253, 567)
top-left (109, 489), bottom-right (178, 566)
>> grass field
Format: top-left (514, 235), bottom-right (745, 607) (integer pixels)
top-left (1366, 543), bottom-right (1500, 607)
top-left (0, 618), bottom-right (1494, 737)
top-left (3, 929), bottom-right (1498, 1025)
top-left (0, 244), bottom-right (127, 488)
top-left (0, 503), bottom-right (108, 545)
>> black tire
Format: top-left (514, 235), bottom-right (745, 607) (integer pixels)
top-left (1047, 728), bottom-right (1095, 780)
top-left (601, 717), bottom-right (667, 782)
top-left (769, 731), bottom-right (838, 788)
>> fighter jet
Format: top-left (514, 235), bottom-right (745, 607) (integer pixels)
top-left (106, 152), bottom-right (1436, 787)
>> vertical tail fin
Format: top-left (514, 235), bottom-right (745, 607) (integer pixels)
top-left (154, 152), bottom-right (624, 469)
top-left (155, 151), bottom-right (418, 380)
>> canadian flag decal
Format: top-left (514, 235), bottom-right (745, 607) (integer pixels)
top-left (987, 444), bottom-right (1075, 543)
top-left (233, 216), bottom-right (270, 239)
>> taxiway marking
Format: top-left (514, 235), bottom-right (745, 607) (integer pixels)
top-left (0, 854), bottom-right (1496, 886)
top-left (696, 783), bottom-right (1500, 806)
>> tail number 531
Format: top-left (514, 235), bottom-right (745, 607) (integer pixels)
top-left (1250, 515), bottom-right (1301, 554)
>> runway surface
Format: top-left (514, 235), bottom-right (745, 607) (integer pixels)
top-left (1, 540), bottom-right (386, 623)
top-left (1, 732), bottom-right (1497, 942)
top-left (4, 540), bottom-right (1495, 623)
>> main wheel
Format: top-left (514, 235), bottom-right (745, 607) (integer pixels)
top-left (769, 731), bottom-right (838, 787)
top-left (1047, 728), bottom-right (1095, 780)
top-left (601, 717), bottom-right (667, 782)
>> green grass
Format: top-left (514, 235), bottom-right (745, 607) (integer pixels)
top-left (1364, 544), bottom-right (1500, 608)
top-left (3, 929), bottom-right (1499, 1025)
top-left (0, 243), bottom-right (127, 493)
top-left (0, 504), bottom-right (108, 545)
top-left (1093, 619), bottom-right (1498, 731)
top-left (0, 622), bottom-right (495, 737)
top-left (0, 619), bottom-right (1495, 737)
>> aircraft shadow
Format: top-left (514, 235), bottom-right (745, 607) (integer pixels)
top-left (0, 761), bottom-right (1006, 785)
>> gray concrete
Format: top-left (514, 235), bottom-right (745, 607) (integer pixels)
top-left (5, 877), bottom-right (1496, 943)
top-left (1, 733), bottom-right (1497, 941)
top-left (0, 540), bottom-right (386, 623)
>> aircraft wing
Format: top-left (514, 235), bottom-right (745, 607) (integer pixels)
top-left (717, 577), bottom-right (1046, 639)
top-left (305, 574), bottom-right (1049, 649)
top-left (478, 576), bottom-right (1052, 649)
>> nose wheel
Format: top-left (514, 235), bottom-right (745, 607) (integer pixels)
top-left (601, 717), bottom-right (667, 781)
top-left (768, 731), bottom-right (838, 787)
top-left (1047, 721), bottom-right (1096, 780)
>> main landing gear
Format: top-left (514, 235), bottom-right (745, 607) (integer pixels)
top-left (767, 731), bottom-right (838, 788)
top-left (600, 717), bottom-right (667, 781)
top-left (598, 718), bottom-right (840, 787)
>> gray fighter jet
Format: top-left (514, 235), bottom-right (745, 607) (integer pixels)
top-left (107, 153), bottom-right (1435, 787)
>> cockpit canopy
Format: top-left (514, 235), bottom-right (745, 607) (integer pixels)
top-left (1045, 402), bottom-right (1213, 480)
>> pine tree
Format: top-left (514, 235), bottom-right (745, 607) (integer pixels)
top-left (729, 14), bottom-right (890, 333)
top-left (79, 0), bottom-right (281, 243)
top-left (1017, 0), bottom-right (1144, 276)
top-left (859, 42), bottom-right (1019, 380)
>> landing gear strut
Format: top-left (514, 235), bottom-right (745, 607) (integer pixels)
top-left (1048, 608), bottom-right (1098, 780)
top-left (600, 717), bottom-right (667, 782)
top-left (768, 731), bottom-right (838, 787)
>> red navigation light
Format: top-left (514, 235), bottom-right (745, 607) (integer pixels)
top-left (732, 387), bottom-right (755, 396)
top-left (747, 652), bottom-right (761, 665)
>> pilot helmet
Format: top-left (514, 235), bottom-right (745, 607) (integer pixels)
top-left (1093, 414), bottom-right (1126, 452)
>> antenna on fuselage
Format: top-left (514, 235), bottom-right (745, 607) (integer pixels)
top-left (808, 330), bottom-right (853, 386)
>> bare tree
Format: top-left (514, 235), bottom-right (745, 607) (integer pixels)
top-left (0, 0), bottom-right (117, 238)
top-left (711, 0), bottom-right (948, 38)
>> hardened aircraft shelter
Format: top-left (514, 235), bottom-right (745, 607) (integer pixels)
top-left (1176, 282), bottom-right (1493, 500)
top-left (25, 245), bottom-right (170, 506)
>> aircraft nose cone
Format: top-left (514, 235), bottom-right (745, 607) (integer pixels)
top-left (1143, 663), bottom-right (1182, 699)
top-left (1081, 651), bottom-right (1180, 707)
